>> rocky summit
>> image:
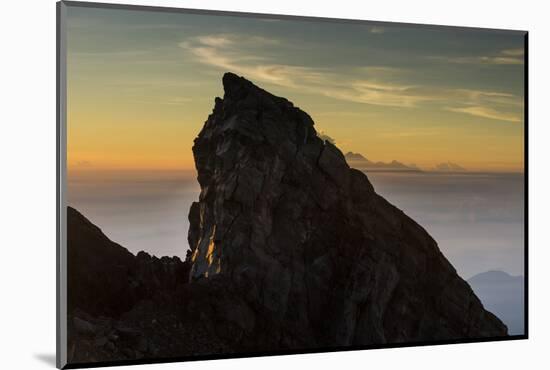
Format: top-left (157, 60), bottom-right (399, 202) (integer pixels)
top-left (66, 72), bottom-right (507, 365)
top-left (186, 72), bottom-right (507, 348)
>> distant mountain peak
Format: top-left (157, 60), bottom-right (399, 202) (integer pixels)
top-left (344, 151), bottom-right (421, 172)
top-left (468, 270), bottom-right (523, 283)
top-left (467, 270), bottom-right (524, 335)
top-left (433, 161), bottom-right (466, 172)
top-left (345, 151), bottom-right (370, 162)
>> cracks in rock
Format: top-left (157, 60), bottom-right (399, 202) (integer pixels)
top-left (185, 73), bottom-right (508, 347)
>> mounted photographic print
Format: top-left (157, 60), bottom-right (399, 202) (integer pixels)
top-left (56, 1), bottom-right (528, 368)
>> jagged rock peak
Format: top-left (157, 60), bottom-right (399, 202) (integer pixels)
top-left (187, 73), bottom-right (507, 348)
top-left (221, 72), bottom-right (294, 108)
top-left (203, 72), bottom-right (318, 148)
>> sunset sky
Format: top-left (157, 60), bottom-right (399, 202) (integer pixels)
top-left (66, 5), bottom-right (525, 173)
top-left (64, 5), bottom-right (525, 281)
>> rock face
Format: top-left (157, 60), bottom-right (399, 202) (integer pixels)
top-left (186, 72), bottom-right (507, 349)
top-left (67, 206), bottom-right (189, 318)
top-left (66, 207), bottom-right (231, 364)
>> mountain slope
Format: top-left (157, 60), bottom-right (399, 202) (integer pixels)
top-left (67, 206), bottom-right (189, 317)
top-left (468, 271), bottom-right (524, 335)
top-left (66, 207), bottom-right (233, 364)
top-left (186, 72), bottom-right (507, 349)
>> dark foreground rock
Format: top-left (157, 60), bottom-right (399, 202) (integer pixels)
top-left (66, 72), bottom-right (506, 365)
top-left (67, 207), bottom-right (232, 364)
top-left (67, 206), bottom-right (189, 318)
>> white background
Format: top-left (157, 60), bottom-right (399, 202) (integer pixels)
top-left (1, 0), bottom-right (547, 369)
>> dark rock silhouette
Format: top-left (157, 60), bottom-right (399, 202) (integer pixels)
top-left (66, 207), bottom-right (230, 364)
top-left (468, 271), bottom-right (524, 335)
top-left (66, 72), bottom-right (507, 365)
top-left (67, 206), bottom-right (189, 318)
top-left (186, 72), bottom-right (507, 349)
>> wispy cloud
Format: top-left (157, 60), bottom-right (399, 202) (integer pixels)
top-left (501, 48), bottom-right (524, 56)
top-left (369, 26), bottom-right (386, 34)
top-left (431, 48), bottom-right (524, 65)
top-left (180, 34), bottom-right (323, 89)
top-left (258, 18), bottom-right (282, 23)
top-left (453, 89), bottom-right (523, 108)
top-left (357, 66), bottom-right (407, 76)
top-left (444, 89), bottom-right (523, 123)
top-left (446, 106), bottom-right (521, 123)
top-left (450, 56), bottom-right (523, 65)
top-left (180, 33), bottom-right (523, 120)
top-left (321, 81), bottom-right (431, 108)
top-left (180, 34), bottom-right (434, 108)
top-left (193, 34), bottom-right (280, 49)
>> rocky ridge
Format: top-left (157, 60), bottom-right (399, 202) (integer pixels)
top-left (66, 72), bottom-right (507, 365)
